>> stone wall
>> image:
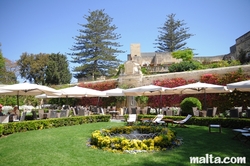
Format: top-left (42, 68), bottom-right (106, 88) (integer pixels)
top-left (79, 65), bottom-right (250, 88)
top-left (118, 64), bottom-right (250, 87)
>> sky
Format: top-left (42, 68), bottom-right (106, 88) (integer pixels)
top-left (0, 0), bottom-right (249, 83)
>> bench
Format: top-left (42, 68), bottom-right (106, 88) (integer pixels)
top-left (209, 124), bottom-right (221, 133)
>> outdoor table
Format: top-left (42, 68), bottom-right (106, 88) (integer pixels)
top-left (199, 111), bottom-right (207, 117)
top-left (162, 118), bottom-right (174, 127)
top-left (109, 111), bottom-right (119, 119)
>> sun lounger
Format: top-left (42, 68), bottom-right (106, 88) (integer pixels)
top-left (232, 127), bottom-right (250, 140)
top-left (173, 114), bottom-right (192, 127)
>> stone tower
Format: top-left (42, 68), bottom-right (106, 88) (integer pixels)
top-left (130, 43), bottom-right (141, 60)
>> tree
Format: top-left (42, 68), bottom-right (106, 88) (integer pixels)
top-left (45, 53), bottom-right (72, 85)
top-left (70, 9), bottom-right (124, 81)
top-left (0, 43), bottom-right (6, 83)
top-left (155, 13), bottom-right (194, 52)
top-left (17, 53), bottom-right (49, 84)
top-left (0, 44), bottom-right (17, 84)
top-left (172, 49), bottom-right (194, 61)
top-left (17, 52), bottom-right (72, 85)
top-left (3, 58), bottom-right (18, 84)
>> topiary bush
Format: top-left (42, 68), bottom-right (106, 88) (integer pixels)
top-left (180, 97), bottom-right (202, 116)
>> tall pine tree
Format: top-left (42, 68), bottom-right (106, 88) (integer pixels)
top-left (70, 9), bottom-right (124, 81)
top-left (155, 13), bottom-right (194, 52)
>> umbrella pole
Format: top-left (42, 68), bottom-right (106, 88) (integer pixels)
top-left (204, 90), bottom-right (207, 110)
top-left (160, 92), bottom-right (162, 109)
top-left (17, 91), bottom-right (20, 110)
top-left (17, 94), bottom-right (19, 110)
top-left (97, 97), bottom-right (100, 107)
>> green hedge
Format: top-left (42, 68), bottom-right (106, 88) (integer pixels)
top-left (135, 115), bottom-right (250, 129)
top-left (0, 115), bottom-right (111, 136)
top-left (1, 114), bottom-right (250, 137)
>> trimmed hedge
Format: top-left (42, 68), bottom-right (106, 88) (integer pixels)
top-left (0, 115), bottom-right (110, 136)
top-left (1, 114), bottom-right (250, 137)
top-left (135, 114), bottom-right (250, 129)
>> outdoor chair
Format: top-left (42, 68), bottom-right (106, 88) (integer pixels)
top-left (20, 112), bottom-right (26, 121)
top-left (246, 109), bottom-right (250, 118)
top-left (106, 106), bottom-right (111, 113)
top-left (166, 110), bottom-right (173, 116)
top-left (212, 107), bottom-right (217, 117)
top-left (60, 110), bottom-right (67, 117)
top-left (50, 110), bottom-right (58, 118)
top-left (12, 115), bottom-right (19, 121)
top-left (71, 107), bottom-right (77, 116)
top-left (78, 107), bottom-right (85, 116)
top-left (32, 110), bottom-right (38, 120)
top-left (14, 112), bottom-right (26, 122)
top-left (174, 108), bottom-right (181, 116)
top-left (123, 107), bottom-right (128, 115)
top-left (136, 107), bottom-right (142, 114)
top-left (99, 107), bottom-right (104, 115)
top-left (92, 106), bottom-right (99, 114)
top-left (242, 133), bottom-right (250, 144)
top-left (38, 109), bottom-right (44, 119)
top-left (0, 115), bottom-right (9, 123)
top-left (152, 114), bottom-right (165, 126)
top-left (131, 107), bottom-right (137, 114)
top-left (192, 107), bottom-right (199, 117)
top-left (206, 108), bottom-right (213, 117)
top-left (229, 109), bottom-right (239, 118)
top-left (127, 114), bottom-right (137, 126)
top-left (173, 114), bottom-right (192, 127)
top-left (232, 127), bottom-right (250, 140)
top-left (234, 106), bottom-right (243, 117)
top-left (146, 107), bottom-right (151, 114)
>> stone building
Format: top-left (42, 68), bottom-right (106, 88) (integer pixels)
top-left (79, 31), bottom-right (250, 82)
top-left (224, 31), bottom-right (250, 60)
top-left (128, 43), bottom-right (182, 66)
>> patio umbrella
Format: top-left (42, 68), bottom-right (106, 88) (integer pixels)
top-left (226, 80), bottom-right (250, 92)
top-left (170, 82), bottom-right (229, 109)
top-left (103, 88), bottom-right (125, 96)
top-left (35, 93), bottom-right (83, 99)
top-left (60, 86), bottom-right (107, 105)
top-left (123, 85), bottom-right (173, 96)
top-left (57, 86), bottom-right (106, 97)
top-left (0, 82), bottom-right (59, 109)
top-left (123, 85), bottom-right (174, 109)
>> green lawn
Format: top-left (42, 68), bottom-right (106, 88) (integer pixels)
top-left (0, 122), bottom-right (249, 166)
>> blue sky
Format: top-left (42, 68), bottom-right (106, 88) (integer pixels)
top-left (0, 0), bottom-right (249, 82)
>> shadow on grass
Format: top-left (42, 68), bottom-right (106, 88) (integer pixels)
top-left (1, 122), bottom-right (250, 166)
top-left (119, 125), bottom-right (250, 166)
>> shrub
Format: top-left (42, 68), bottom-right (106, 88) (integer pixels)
top-left (141, 67), bottom-right (149, 75)
top-left (168, 61), bottom-right (202, 72)
top-left (180, 97), bottom-right (202, 115)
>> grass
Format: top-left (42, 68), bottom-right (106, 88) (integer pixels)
top-left (0, 122), bottom-right (250, 166)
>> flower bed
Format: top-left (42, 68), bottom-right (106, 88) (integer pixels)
top-left (89, 126), bottom-right (182, 153)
